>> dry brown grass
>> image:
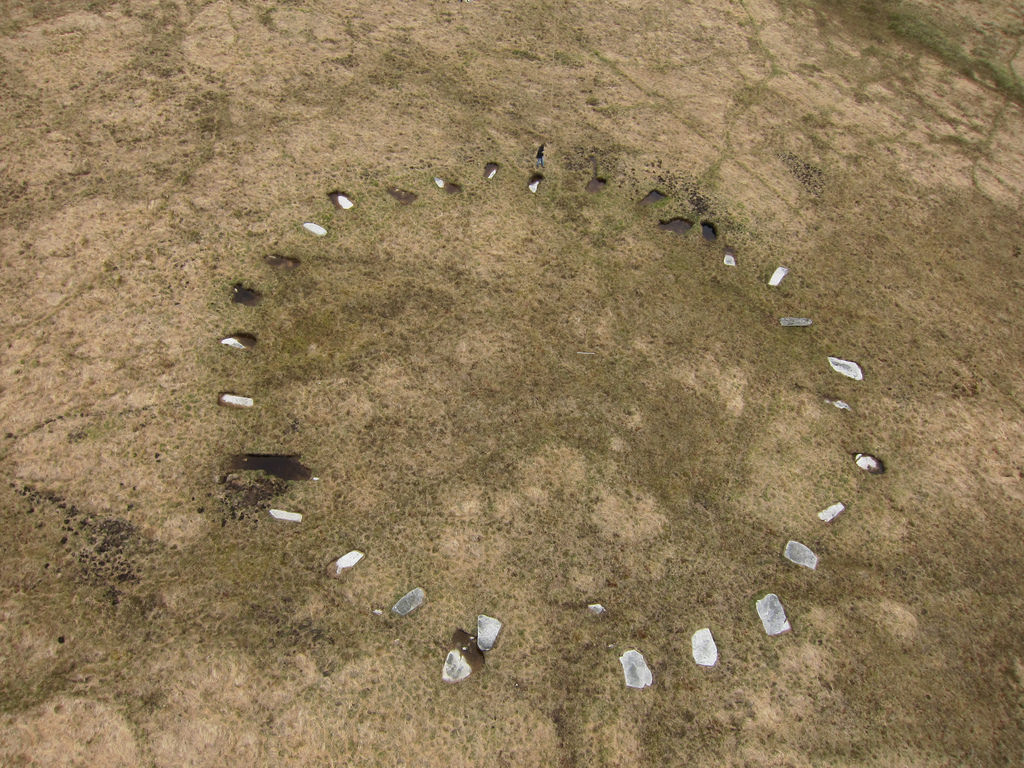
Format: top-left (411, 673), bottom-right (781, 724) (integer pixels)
top-left (1, 0), bottom-right (1023, 766)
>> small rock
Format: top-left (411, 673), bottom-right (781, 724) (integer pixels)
top-left (780, 317), bottom-right (812, 327)
top-left (723, 249), bottom-right (736, 267)
top-left (818, 502), bottom-right (845, 522)
top-left (476, 615), bottom-right (502, 651)
top-left (828, 356), bottom-right (863, 380)
top-left (303, 222), bottom-right (327, 237)
top-left (434, 177), bottom-right (445, 188)
top-left (768, 266), bottom-right (789, 286)
top-left (755, 593), bottom-right (791, 636)
top-left (218, 393), bottom-right (253, 408)
top-left (372, 608), bottom-right (384, 615)
top-left (587, 603), bottom-right (606, 615)
top-left (784, 541), bottom-right (818, 569)
top-left (619, 649), bottom-right (653, 688)
top-left (855, 453), bottom-right (885, 474)
top-left (825, 398), bottom-right (851, 411)
top-left (484, 163), bottom-right (499, 179)
top-left (392, 587), bottom-right (425, 616)
top-left (329, 550), bottom-right (364, 577)
top-left (691, 628), bottom-right (718, 667)
top-left (269, 509), bottom-right (302, 522)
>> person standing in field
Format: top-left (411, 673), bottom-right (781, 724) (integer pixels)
top-left (536, 144), bottom-right (545, 167)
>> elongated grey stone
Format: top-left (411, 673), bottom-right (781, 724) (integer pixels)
top-left (826, 398), bottom-right (851, 411)
top-left (476, 615), bottom-right (502, 651)
top-left (784, 540), bottom-right (818, 569)
top-left (619, 649), bottom-right (653, 688)
top-left (691, 628), bottom-right (718, 667)
top-left (392, 588), bottom-right (424, 616)
top-left (818, 502), bottom-right (845, 522)
top-left (828, 356), bottom-right (863, 380)
top-left (780, 317), bottom-right (812, 327)
top-left (442, 649), bottom-right (472, 683)
top-left (756, 593), bottom-right (791, 635)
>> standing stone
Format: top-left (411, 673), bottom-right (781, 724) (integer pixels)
top-left (587, 603), bottom-right (606, 615)
top-left (755, 593), bottom-right (791, 636)
top-left (691, 628), bottom-right (718, 667)
top-left (855, 453), bottom-right (885, 473)
top-left (476, 615), bottom-right (502, 651)
top-left (768, 266), bottom-right (789, 286)
top-left (392, 588), bottom-right (425, 616)
top-left (619, 649), bottom-right (653, 688)
top-left (784, 541), bottom-right (818, 569)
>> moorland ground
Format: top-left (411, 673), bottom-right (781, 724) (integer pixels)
top-left (1, 0), bottom-right (1023, 766)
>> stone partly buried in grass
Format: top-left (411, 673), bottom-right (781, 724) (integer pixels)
top-left (657, 217), bottom-right (693, 235)
top-left (265, 254), bottom-right (300, 269)
top-left (639, 189), bottom-right (666, 205)
top-left (784, 540), bottom-right (818, 569)
top-left (442, 629), bottom-right (485, 683)
top-left (484, 162), bottom-right (499, 179)
top-left (220, 334), bottom-right (257, 349)
top-left (227, 454), bottom-right (312, 481)
top-left (231, 284), bottom-right (261, 305)
top-left (780, 317), bottom-right (812, 327)
top-left (755, 593), bottom-right (791, 636)
top-left (218, 393), bottom-right (253, 408)
top-left (392, 587), bottom-right (425, 616)
top-left (269, 508), bottom-right (302, 522)
top-left (388, 187), bottom-right (417, 205)
top-left (302, 222), bottom-right (327, 237)
top-left (327, 191), bottom-right (353, 210)
top-left (619, 649), bottom-right (653, 689)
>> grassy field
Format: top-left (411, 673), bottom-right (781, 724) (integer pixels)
top-left (1, 1), bottom-right (1023, 765)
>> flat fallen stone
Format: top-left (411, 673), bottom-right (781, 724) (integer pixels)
top-left (825, 398), bottom-right (851, 411)
top-left (218, 393), bottom-right (253, 408)
top-left (780, 317), bottom-right (812, 327)
top-left (392, 587), bottom-right (425, 616)
top-left (818, 502), bottom-right (845, 522)
top-left (303, 222), bottom-right (327, 237)
top-left (691, 628), bottom-right (718, 667)
top-left (755, 593), bottom-right (791, 636)
top-left (329, 550), bottom-right (364, 576)
top-left (269, 509), bottom-right (301, 522)
top-left (220, 334), bottom-right (257, 349)
top-left (587, 603), bottom-right (606, 615)
top-left (828, 356), bottom-right (863, 380)
top-left (723, 249), bottom-right (736, 267)
top-left (855, 453), bottom-right (885, 474)
top-left (768, 266), bottom-right (789, 286)
top-left (477, 615), bottom-right (502, 651)
top-left (442, 649), bottom-right (472, 683)
top-left (619, 649), bottom-right (653, 688)
top-left (434, 177), bottom-right (445, 188)
top-left (784, 541), bottom-right (818, 569)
